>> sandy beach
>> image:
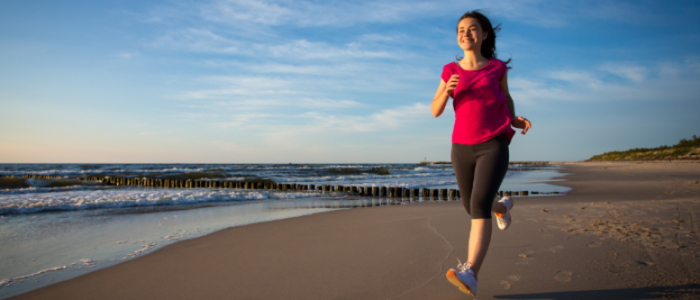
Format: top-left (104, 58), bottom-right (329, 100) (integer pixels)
top-left (10, 162), bottom-right (700, 300)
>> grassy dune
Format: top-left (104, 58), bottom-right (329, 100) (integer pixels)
top-left (589, 135), bottom-right (700, 161)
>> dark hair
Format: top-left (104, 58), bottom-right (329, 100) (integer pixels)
top-left (456, 10), bottom-right (511, 66)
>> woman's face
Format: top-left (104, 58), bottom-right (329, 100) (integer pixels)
top-left (457, 18), bottom-right (487, 51)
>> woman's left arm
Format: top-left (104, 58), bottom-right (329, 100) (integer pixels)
top-left (499, 71), bottom-right (532, 135)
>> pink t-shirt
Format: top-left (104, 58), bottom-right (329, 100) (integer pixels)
top-left (441, 59), bottom-right (515, 145)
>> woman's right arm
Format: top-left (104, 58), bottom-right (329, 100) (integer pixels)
top-left (432, 75), bottom-right (459, 117)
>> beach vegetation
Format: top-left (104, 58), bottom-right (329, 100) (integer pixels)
top-left (589, 134), bottom-right (700, 161)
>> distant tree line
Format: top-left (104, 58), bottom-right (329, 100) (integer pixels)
top-left (589, 135), bottom-right (700, 161)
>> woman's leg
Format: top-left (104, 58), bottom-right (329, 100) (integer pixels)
top-left (465, 135), bottom-right (510, 277)
top-left (467, 219), bottom-right (492, 278)
top-left (451, 143), bottom-right (476, 216)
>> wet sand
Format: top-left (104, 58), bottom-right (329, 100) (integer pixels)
top-left (10, 162), bottom-right (700, 300)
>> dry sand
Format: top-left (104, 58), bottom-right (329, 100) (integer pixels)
top-left (11, 162), bottom-right (700, 300)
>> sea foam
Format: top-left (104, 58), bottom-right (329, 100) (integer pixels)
top-left (0, 188), bottom-right (320, 215)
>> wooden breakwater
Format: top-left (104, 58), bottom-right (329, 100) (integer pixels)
top-left (18, 174), bottom-right (563, 199)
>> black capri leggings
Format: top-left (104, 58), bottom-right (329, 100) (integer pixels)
top-left (451, 134), bottom-right (509, 219)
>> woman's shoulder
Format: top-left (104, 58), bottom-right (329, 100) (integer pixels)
top-left (491, 58), bottom-right (507, 68)
top-left (443, 61), bottom-right (458, 70)
top-left (441, 62), bottom-right (458, 80)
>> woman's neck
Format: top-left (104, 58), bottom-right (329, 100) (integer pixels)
top-left (459, 50), bottom-right (489, 70)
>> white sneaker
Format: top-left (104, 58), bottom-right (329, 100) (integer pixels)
top-left (446, 261), bottom-right (477, 296)
top-left (495, 196), bottom-right (513, 230)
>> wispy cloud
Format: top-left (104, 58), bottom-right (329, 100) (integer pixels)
top-left (549, 70), bottom-right (602, 88)
top-left (198, 0), bottom-right (443, 27)
top-left (599, 63), bottom-right (648, 83)
top-left (511, 58), bottom-right (700, 104)
top-left (151, 29), bottom-right (404, 60)
top-left (116, 51), bottom-right (140, 59)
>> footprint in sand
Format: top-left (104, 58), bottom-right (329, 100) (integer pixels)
top-left (499, 274), bottom-right (521, 290)
top-left (547, 245), bottom-right (564, 253)
top-left (517, 251), bottom-right (535, 265)
top-left (586, 242), bottom-right (602, 248)
top-left (554, 271), bottom-right (573, 282)
top-left (499, 280), bottom-right (511, 290)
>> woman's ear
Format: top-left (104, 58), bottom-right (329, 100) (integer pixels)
top-left (482, 31), bottom-right (488, 40)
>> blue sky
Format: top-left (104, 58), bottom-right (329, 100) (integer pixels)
top-left (1, 0), bottom-right (699, 163)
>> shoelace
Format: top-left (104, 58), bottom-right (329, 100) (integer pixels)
top-left (456, 259), bottom-right (473, 273)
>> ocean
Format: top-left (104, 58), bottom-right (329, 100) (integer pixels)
top-left (0, 163), bottom-right (569, 298)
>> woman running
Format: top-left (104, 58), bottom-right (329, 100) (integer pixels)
top-left (430, 11), bottom-right (531, 296)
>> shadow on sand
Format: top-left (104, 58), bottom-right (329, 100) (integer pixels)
top-left (494, 284), bottom-right (700, 300)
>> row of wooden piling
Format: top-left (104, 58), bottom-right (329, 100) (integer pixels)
top-left (20, 174), bottom-right (562, 198)
top-left (98, 177), bottom-right (464, 199)
top-left (22, 174), bottom-right (66, 180)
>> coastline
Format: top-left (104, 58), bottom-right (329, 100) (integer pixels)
top-left (8, 162), bottom-right (700, 299)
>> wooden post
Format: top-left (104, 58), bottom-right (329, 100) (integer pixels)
top-left (498, 191), bottom-right (504, 197)
top-left (456, 190), bottom-right (460, 199)
top-left (449, 189), bottom-right (456, 201)
top-left (431, 189), bottom-right (439, 200)
top-left (380, 186), bottom-right (387, 197)
top-left (440, 189), bottom-right (447, 200)
top-left (520, 191), bottom-right (529, 196)
top-left (403, 188), bottom-right (410, 198)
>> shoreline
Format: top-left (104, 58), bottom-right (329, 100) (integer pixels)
top-left (7, 163), bottom-right (700, 299)
top-left (0, 167), bottom-right (568, 299)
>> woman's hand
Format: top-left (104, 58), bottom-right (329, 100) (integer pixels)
top-left (510, 116), bottom-right (531, 135)
top-left (444, 75), bottom-right (460, 97)
top-left (432, 75), bottom-right (459, 117)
